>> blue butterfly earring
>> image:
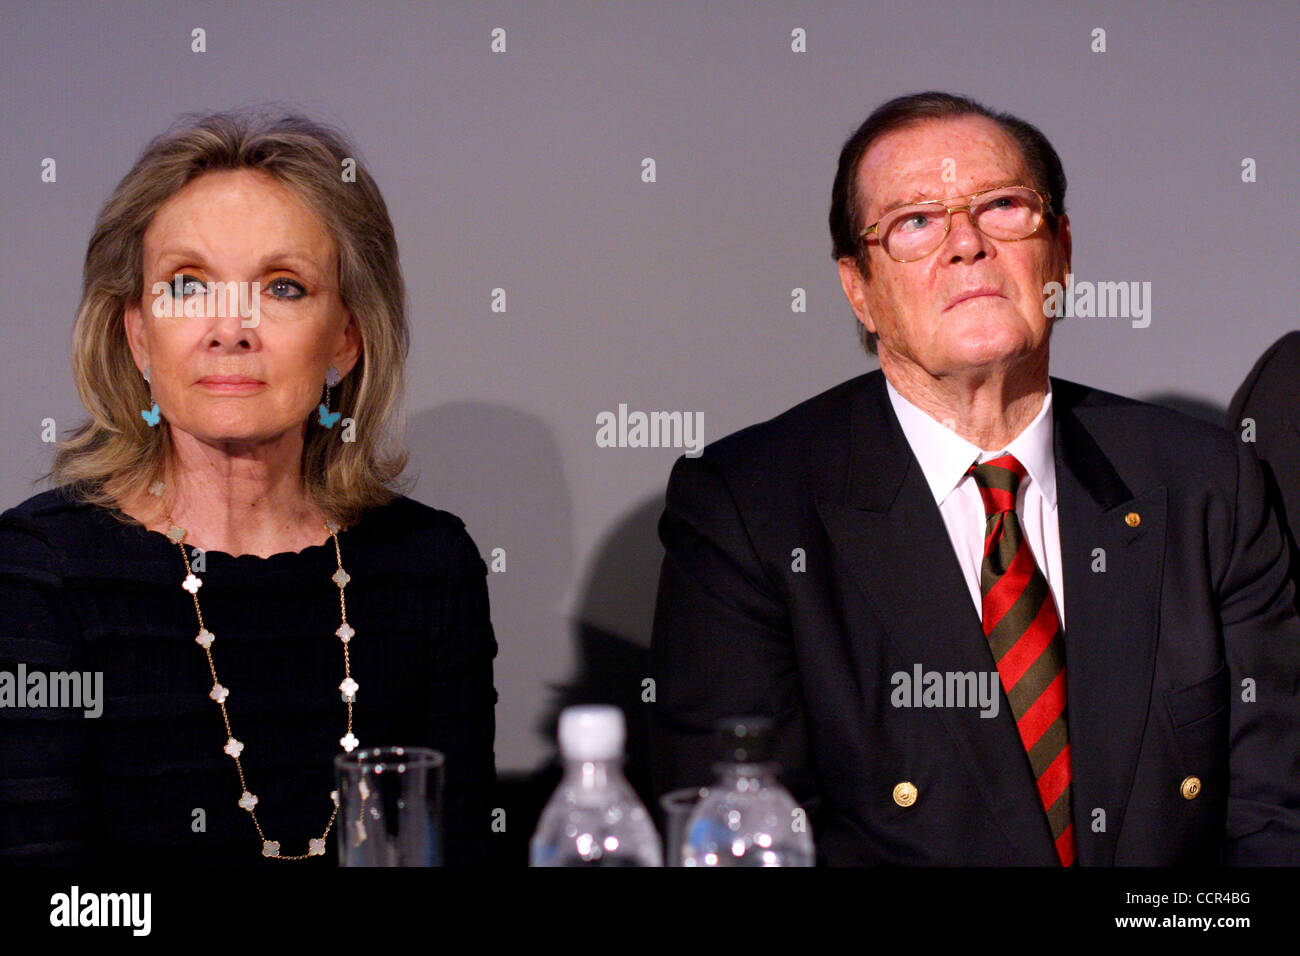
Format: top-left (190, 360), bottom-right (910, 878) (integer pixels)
top-left (317, 366), bottom-right (342, 428)
top-left (141, 364), bottom-right (161, 427)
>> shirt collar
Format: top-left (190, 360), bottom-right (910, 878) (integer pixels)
top-left (884, 376), bottom-right (1056, 508)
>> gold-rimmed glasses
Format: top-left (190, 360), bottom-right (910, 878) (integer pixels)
top-left (859, 185), bottom-right (1051, 263)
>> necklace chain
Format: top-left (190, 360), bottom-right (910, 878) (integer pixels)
top-left (148, 480), bottom-right (358, 861)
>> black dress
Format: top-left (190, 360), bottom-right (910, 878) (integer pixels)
top-left (0, 486), bottom-right (497, 866)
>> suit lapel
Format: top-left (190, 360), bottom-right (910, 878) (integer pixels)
top-left (1052, 380), bottom-right (1166, 866)
top-left (816, 371), bottom-right (1058, 863)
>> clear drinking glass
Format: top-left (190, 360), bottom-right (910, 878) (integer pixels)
top-left (334, 746), bottom-right (445, 866)
top-left (659, 786), bottom-right (709, 867)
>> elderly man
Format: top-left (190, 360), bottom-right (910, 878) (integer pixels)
top-left (649, 92), bottom-right (1300, 866)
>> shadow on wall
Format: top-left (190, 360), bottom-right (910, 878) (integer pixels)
top-left (1139, 392), bottom-right (1227, 429)
top-left (408, 400), bottom-right (672, 865)
top-left (502, 495), bottom-right (667, 867)
top-left (405, 401), bottom-right (576, 865)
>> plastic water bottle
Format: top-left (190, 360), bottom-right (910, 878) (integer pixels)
top-left (680, 717), bottom-right (814, 866)
top-left (530, 705), bottom-right (663, 866)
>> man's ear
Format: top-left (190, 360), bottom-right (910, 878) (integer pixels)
top-left (1056, 213), bottom-right (1072, 276)
top-left (837, 256), bottom-right (877, 337)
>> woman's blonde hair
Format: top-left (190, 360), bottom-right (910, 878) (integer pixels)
top-left (46, 107), bottom-right (412, 528)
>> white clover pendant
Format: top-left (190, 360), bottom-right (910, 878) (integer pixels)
top-left (336, 623), bottom-right (354, 644)
top-left (209, 683), bottom-right (228, 704)
top-left (238, 791), bottom-right (259, 811)
top-left (332, 568), bottom-right (351, 587)
top-left (182, 572), bottom-right (202, 594)
top-left (330, 789), bottom-right (340, 808)
top-left (339, 677), bottom-right (358, 702)
top-left (340, 732), bottom-right (359, 752)
top-left (262, 840), bottom-right (280, 858)
top-left (148, 481), bottom-right (165, 497)
top-left (166, 525), bottom-right (186, 543)
top-left (195, 628), bottom-right (214, 649)
top-left (308, 837), bottom-right (326, 856)
top-left (325, 519), bottom-right (340, 533)
top-left (223, 737), bottom-right (244, 758)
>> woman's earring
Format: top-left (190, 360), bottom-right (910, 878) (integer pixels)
top-left (141, 364), bottom-right (161, 427)
top-left (317, 366), bottom-right (342, 428)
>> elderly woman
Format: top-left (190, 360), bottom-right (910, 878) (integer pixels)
top-left (0, 111), bottom-right (497, 865)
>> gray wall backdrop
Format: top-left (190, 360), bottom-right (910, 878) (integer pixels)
top-left (1, 0), bottom-right (1295, 774)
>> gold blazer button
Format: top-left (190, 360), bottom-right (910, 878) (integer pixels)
top-left (1180, 776), bottom-right (1202, 800)
top-left (893, 781), bottom-right (918, 807)
top-left (1125, 512), bottom-right (1141, 527)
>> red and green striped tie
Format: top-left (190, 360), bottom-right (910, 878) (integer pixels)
top-left (967, 453), bottom-right (1076, 866)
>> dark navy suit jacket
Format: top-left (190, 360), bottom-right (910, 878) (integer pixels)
top-left (650, 369), bottom-right (1300, 865)
top-left (1230, 330), bottom-right (1300, 619)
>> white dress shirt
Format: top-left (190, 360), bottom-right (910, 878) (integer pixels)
top-left (884, 378), bottom-right (1065, 629)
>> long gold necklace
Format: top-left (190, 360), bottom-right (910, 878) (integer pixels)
top-left (148, 480), bottom-right (359, 860)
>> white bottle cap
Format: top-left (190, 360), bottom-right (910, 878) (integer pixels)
top-left (558, 705), bottom-right (625, 761)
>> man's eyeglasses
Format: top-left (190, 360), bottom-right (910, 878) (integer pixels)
top-left (858, 185), bottom-right (1052, 263)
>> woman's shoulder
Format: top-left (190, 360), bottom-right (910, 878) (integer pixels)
top-left (1, 486), bottom-right (173, 585)
top-left (2, 486), bottom-right (86, 521)
top-left (0, 488), bottom-right (107, 580)
top-left (358, 494), bottom-right (486, 578)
